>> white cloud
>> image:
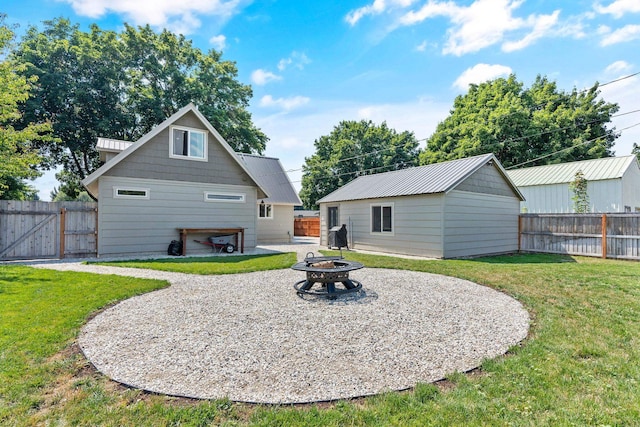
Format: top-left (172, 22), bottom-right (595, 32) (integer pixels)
top-left (61, 0), bottom-right (244, 34)
top-left (251, 69), bottom-right (282, 86)
top-left (453, 63), bottom-right (513, 90)
top-left (277, 52), bottom-right (311, 71)
top-left (209, 34), bottom-right (226, 50)
top-left (600, 24), bottom-right (640, 46)
top-left (502, 10), bottom-right (560, 52)
top-left (604, 60), bottom-right (633, 76)
top-left (345, 0), bottom-right (417, 26)
top-left (595, 0), bottom-right (640, 18)
top-left (259, 95), bottom-right (310, 111)
top-left (395, 0), bottom-right (561, 56)
top-left (415, 40), bottom-right (428, 51)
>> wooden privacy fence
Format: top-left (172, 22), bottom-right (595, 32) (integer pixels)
top-left (519, 213), bottom-right (640, 260)
top-left (294, 217), bottom-right (320, 237)
top-left (0, 200), bottom-right (98, 261)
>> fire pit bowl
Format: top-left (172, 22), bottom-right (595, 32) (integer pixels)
top-left (292, 253), bottom-right (364, 299)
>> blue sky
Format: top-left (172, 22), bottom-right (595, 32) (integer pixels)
top-left (4, 0), bottom-right (640, 200)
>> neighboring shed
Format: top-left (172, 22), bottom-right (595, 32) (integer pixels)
top-left (506, 156), bottom-right (640, 213)
top-left (317, 153), bottom-right (524, 259)
top-left (237, 154), bottom-right (302, 243)
top-left (83, 103), bottom-right (271, 257)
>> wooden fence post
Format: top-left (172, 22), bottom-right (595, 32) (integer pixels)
top-left (601, 214), bottom-right (607, 259)
top-left (59, 208), bottom-right (66, 259)
top-left (518, 215), bottom-right (522, 252)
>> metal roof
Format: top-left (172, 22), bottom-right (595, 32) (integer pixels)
top-left (96, 137), bottom-right (132, 152)
top-left (237, 154), bottom-right (302, 205)
top-left (506, 156), bottom-right (637, 186)
top-left (318, 153), bottom-right (522, 203)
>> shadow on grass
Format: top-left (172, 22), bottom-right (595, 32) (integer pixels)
top-left (465, 253), bottom-right (577, 265)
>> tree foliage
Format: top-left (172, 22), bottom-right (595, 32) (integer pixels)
top-left (12, 18), bottom-right (267, 196)
top-left (632, 143), bottom-right (640, 161)
top-left (0, 16), bottom-right (51, 200)
top-left (569, 170), bottom-right (590, 213)
top-left (420, 75), bottom-right (619, 168)
top-left (300, 120), bottom-right (419, 209)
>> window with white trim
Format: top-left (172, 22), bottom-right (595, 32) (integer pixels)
top-left (259, 203), bottom-right (273, 218)
top-left (371, 203), bottom-right (393, 233)
top-left (204, 192), bottom-right (245, 203)
top-left (113, 187), bottom-right (149, 199)
top-left (170, 126), bottom-right (206, 160)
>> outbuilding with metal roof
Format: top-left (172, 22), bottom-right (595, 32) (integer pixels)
top-left (506, 156), bottom-right (640, 213)
top-left (317, 153), bottom-right (524, 259)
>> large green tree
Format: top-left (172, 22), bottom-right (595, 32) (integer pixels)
top-left (420, 75), bottom-right (619, 168)
top-left (0, 16), bottom-right (51, 200)
top-left (13, 18), bottom-right (267, 196)
top-left (300, 120), bottom-right (419, 209)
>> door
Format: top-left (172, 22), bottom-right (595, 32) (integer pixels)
top-left (328, 206), bottom-right (339, 229)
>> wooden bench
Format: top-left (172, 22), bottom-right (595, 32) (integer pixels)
top-left (177, 228), bottom-right (245, 256)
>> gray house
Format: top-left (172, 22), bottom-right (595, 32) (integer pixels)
top-left (83, 103), bottom-right (296, 256)
top-left (317, 153), bottom-right (524, 259)
top-left (237, 154), bottom-right (302, 243)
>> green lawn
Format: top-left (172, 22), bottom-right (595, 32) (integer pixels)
top-left (90, 252), bottom-right (297, 275)
top-left (1, 253), bottom-right (639, 426)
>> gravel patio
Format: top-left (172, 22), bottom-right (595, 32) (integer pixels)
top-left (30, 242), bottom-right (529, 404)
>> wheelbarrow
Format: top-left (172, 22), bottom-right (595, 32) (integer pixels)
top-left (193, 235), bottom-right (236, 253)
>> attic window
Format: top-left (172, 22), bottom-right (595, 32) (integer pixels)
top-left (170, 126), bottom-right (206, 160)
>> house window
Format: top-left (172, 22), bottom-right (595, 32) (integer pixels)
top-left (328, 206), bottom-right (339, 229)
top-left (113, 187), bottom-right (149, 199)
top-left (259, 203), bottom-right (273, 218)
top-left (371, 203), bottom-right (393, 233)
top-left (170, 126), bottom-right (206, 160)
top-left (204, 192), bottom-right (245, 203)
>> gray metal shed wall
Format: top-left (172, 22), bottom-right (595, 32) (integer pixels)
top-left (442, 190), bottom-right (520, 258)
top-left (97, 176), bottom-right (257, 256)
top-left (256, 204), bottom-right (295, 244)
top-left (104, 111), bottom-right (254, 187)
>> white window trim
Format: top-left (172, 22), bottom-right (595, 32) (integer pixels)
top-left (204, 192), bottom-right (246, 203)
top-left (113, 187), bottom-right (150, 199)
top-left (169, 125), bottom-right (208, 161)
top-left (370, 202), bottom-right (394, 235)
top-left (258, 203), bottom-right (274, 219)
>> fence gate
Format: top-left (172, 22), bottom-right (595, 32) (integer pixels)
top-left (0, 200), bottom-right (98, 261)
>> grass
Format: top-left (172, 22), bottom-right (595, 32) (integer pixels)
top-left (1, 252), bottom-right (639, 426)
top-left (90, 252), bottom-right (298, 275)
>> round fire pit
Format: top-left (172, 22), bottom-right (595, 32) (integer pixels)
top-left (291, 254), bottom-right (364, 299)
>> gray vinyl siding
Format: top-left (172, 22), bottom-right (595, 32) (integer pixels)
top-left (104, 111), bottom-right (254, 188)
top-left (320, 195), bottom-right (445, 258)
top-left (97, 176), bottom-right (257, 256)
top-left (442, 190), bottom-right (520, 258)
top-left (257, 204), bottom-right (295, 244)
top-left (456, 163), bottom-right (519, 197)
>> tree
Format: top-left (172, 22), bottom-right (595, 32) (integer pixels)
top-left (300, 120), bottom-right (419, 209)
top-left (632, 143), bottom-right (640, 161)
top-left (13, 19), bottom-right (267, 196)
top-left (569, 170), bottom-right (590, 213)
top-left (0, 16), bottom-right (50, 200)
top-left (420, 75), bottom-right (619, 168)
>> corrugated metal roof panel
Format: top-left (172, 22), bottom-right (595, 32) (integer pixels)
top-left (507, 156), bottom-right (635, 186)
top-left (96, 137), bottom-right (132, 152)
top-left (237, 154), bottom-right (302, 205)
top-left (318, 153), bottom-right (501, 203)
